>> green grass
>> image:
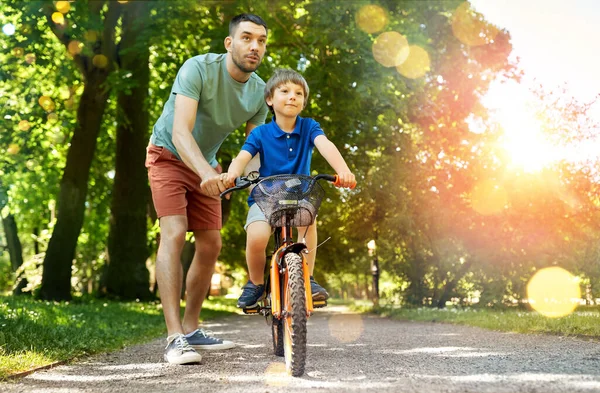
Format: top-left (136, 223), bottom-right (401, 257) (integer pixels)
top-left (372, 304), bottom-right (600, 338)
top-left (0, 295), bottom-right (238, 380)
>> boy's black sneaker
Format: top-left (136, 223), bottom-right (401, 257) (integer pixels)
top-left (310, 276), bottom-right (329, 301)
top-left (237, 281), bottom-right (265, 308)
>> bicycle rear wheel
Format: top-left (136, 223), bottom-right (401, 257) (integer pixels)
top-left (272, 318), bottom-right (284, 356)
top-left (283, 252), bottom-right (307, 376)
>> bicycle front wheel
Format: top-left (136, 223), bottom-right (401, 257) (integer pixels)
top-left (283, 252), bottom-right (307, 377)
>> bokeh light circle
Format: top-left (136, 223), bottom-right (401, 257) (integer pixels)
top-left (2, 23), bottom-right (16, 36)
top-left (18, 120), bottom-right (30, 131)
top-left (470, 180), bottom-right (507, 215)
top-left (25, 53), bottom-right (36, 64)
top-left (396, 45), bottom-right (431, 79)
top-left (452, 2), bottom-right (499, 46)
top-left (12, 47), bottom-right (24, 57)
top-left (328, 313), bottom-right (364, 343)
top-left (56, 1), bottom-right (71, 14)
top-left (52, 12), bottom-right (65, 25)
top-left (68, 40), bottom-right (82, 55)
top-left (527, 267), bottom-right (580, 318)
top-left (7, 144), bottom-right (20, 155)
top-left (356, 5), bottom-right (388, 34)
top-left (372, 31), bottom-right (410, 68)
top-left (264, 362), bottom-right (289, 386)
top-left (92, 54), bottom-right (109, 68)
top-left (38, 96), bottom-right (56, 112)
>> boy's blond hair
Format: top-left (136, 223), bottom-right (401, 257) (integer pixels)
top-left (264, 68), bottom-right (309, 114)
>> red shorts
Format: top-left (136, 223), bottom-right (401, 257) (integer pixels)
top-left (145, 144), bottom-right (222, 231)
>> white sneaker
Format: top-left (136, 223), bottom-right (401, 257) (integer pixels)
top-left (164, 333), bottom-right (202, 364)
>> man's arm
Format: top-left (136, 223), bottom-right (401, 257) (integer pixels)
top-left (314, 135), bottom-right (356, 188)
top-left (172, 94), bottom-right (225, 195)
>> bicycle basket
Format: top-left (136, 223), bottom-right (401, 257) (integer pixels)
top-left (251, 175), bottom-right (324, 227)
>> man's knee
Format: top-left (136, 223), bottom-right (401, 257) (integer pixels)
top-left (194, 230), bottom-right (222, 256)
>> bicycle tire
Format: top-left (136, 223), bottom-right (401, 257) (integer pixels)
top-left (283, 252), bottom-right (307, 376)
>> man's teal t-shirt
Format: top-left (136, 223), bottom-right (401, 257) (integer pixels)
top-left (150, 53), bottom-right (269, 167)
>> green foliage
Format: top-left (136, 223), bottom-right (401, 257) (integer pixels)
top-left (1, 0), bottom-right (597, 309)
top-left (378, 305), bottom-right (600, 338)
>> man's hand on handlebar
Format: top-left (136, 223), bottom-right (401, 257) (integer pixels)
top-left (200, 172), bottom-right (228, 196)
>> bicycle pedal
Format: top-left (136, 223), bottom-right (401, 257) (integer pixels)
top-left (313, 300), bottom-right (328, 308)
top-left (242, 306), bottom-right (261, 314)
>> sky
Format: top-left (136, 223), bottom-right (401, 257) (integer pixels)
top-left (469, 0), bottom-right (600, 103)
top-left (463, 0), bottom-right (600, 169)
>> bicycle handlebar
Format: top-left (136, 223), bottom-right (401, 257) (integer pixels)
top-left (219, 173), bottom-right (343, 199)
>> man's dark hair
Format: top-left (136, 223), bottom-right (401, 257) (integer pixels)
top-left (229, 13), bottom-right (268, 36)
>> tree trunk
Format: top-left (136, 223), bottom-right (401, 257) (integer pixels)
top-left (104, 2), bottom-right (152, 300)
top-left (1, 213), bottom-right (27, 295)
top-left (39, 73), bottom-right (110, 301)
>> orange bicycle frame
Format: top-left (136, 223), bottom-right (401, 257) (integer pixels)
top-left (270, 226), bottom-right (314, 318)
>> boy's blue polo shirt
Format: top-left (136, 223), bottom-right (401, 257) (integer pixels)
top-left (242, 116), bottom-right (325, 206)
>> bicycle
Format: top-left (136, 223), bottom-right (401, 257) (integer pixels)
top-left (221, 171), bottom-right (344, 377)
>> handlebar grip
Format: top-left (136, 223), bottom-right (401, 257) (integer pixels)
top-left (332, 174), bottom-right (357, 189)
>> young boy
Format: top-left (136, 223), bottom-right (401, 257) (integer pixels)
top-left (225, 68), bottom-right (356, 308)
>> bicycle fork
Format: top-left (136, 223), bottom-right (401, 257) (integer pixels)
top-left (271, 244), bottom-right (315, 319)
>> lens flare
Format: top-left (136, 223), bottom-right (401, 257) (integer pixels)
top-left (328, 313), bottom-right (364, 343)
top-left (52, 12), bottom-right (65, 25)
top-left (356, 4), bottom-right (388, 34)
top-left (527, 267), bottom-right (580, 318)
top-left (38, 96), bottom-right (56, 112)
top-left (56, 1), bottom-right (71, 13)
top-left (84, 30), bottom-right (98, 42)
top-left (2, 23), bottom-right (16, 36)
top-left (18, 120), bottom-right (30, 131)
top-left (264, 362), bottom-right (289, 386)
top-left (7, 144), bottom-right (20, 155)
top-left (396, 45), bottom-right (431, 79)
top-left (92, 54), bottom-right (109, 68)
top-left (470, 180), bottom-right (507, 215)
top-left (452, 2), bottom-right (499, 46)
top-left (372, 31), bottom-right (409, 68)
top-left (12, 47), bottom-right (24, 57)
top-left (68, 40), bottom-right (82, 55)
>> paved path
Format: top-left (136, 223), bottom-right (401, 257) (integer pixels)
top-left (3, 306), bottom-right (600, 392)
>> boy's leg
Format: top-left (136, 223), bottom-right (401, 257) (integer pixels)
top-left (246, 221), bottom-right (271, 285)
top-left (237, 207), bottom-right (270, 308)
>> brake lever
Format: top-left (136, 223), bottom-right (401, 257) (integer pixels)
top-left (220, 177), bottom-right (254, 198)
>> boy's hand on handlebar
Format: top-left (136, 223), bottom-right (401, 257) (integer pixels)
top-left (223, 172), bottom-right (238, 189)
top-left (335, 172), bottom-right (357, 189)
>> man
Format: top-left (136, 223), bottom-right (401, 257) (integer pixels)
top-left (145, 13), bottom-right (269, 365)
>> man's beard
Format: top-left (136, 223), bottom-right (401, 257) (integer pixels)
top-left (232, 50), bottom-right (262, 73)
